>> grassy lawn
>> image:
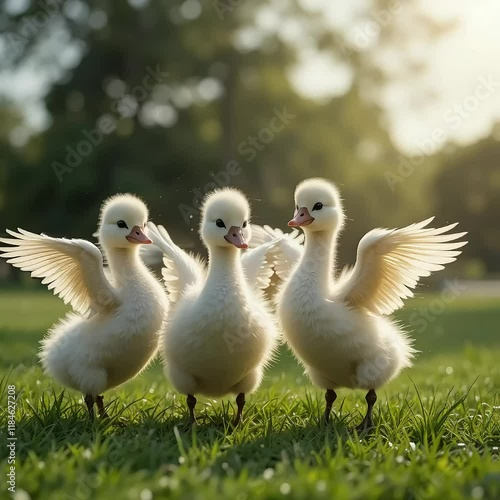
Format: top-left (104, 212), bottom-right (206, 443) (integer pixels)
top-left (0, 287), bottom-right (499, 499)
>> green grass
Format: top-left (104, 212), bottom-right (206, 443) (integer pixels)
top-left (1, 288), bottom-right (499, 499)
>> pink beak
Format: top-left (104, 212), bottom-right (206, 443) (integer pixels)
top-left (288, 207), bottom-right (314, 227)
top-left (224, 226), bottom-right (248, 249)
top-left (126, 225), bottom-right (152, 245)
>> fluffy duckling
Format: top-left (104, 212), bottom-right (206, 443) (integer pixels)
top-left (267, 178), bottom-right (467, 430)
top-left (149, 188), bottom-right (278, 425)
top-left (0, 195), bottom-right (168, 419)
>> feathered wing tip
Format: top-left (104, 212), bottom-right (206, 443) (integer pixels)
top-left (250, 224), bottom-right (305, 248)
top-left (161, 250), bottom-right (207, 303)
top-left (250, 225), bottom-right (305, 288)
top-left (0, 229), bottom-right (116, 316)
top-left (147, 222), bottom-right (207, 302)
top-left (336, 217), bottom-right (468, 316)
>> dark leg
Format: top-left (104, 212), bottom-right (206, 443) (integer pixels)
top-left (356, 389), bottom-right (377, 432)
top-left (187, 394), bottom-right (197, 425)
top-left (233, 393), bottom-right (246, 426)
top-left (324, 389), bottom-right (337, 424)
top-left (95, 395), bottom-right (109, 419)
top-left (84, 394), bottom-right (95, 420)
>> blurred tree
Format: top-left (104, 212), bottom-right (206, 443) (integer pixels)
top-left (0, 0), bottom-right (478, 273)
top-left (433, 137), bottom-right (500, 274)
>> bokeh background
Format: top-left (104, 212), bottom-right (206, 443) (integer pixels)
top-left (0, 3), bottom-right (499, 498)
top-left (0, 0), bottom-right (499, 282)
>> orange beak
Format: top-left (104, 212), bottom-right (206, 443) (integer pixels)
top-left (224, 226), bottom-right (248, 249)
top-left (126, 226), bottom-right (152, 244)
top-left (288, 207), bottom-right (314, 227)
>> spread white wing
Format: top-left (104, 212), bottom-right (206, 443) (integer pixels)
top-left (334, 217), bottom-right (467, 315)
top-left (139, 239), bottom-right (165, 276)
top-left (241, 238), bottom-right (281, 291)
top-left (0, 229), bottom-right (118, 316)
top-left (251, 225), bottom-right (305, 280)
top-left (146, 222), bottom-right (206, 303)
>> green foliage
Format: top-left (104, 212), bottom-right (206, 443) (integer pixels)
top-left (0, 1), bottom-right (410, 261)
top-left (434, 138), bottom-right (500, 273)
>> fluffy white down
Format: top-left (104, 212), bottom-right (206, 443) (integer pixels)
top-left (1, 194), bottom-right (169, 396)
top-left (278, 276), bottom-right (414, 390)
top-left (159, 188), bottom-right (278, 398)
top-left (162, 272), bottom-right (277, 397)
top-left (40, 269), bottom-right (167, 395)
top-left (274, 178), bottom-right (466, 392)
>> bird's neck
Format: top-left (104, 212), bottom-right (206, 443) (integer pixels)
top-left (205, 246), bottom-right (245, 288)
top-left (298, 229), bottom-right (339, 294)
top-left (105, 247), bottom-right (147, 286)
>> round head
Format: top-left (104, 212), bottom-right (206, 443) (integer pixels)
top-left (288, 178), bottom-right (344, 232)
top-left (200, 188), bottom-right (251, 250)
top-left (98, 194), bottom-right (152, 249)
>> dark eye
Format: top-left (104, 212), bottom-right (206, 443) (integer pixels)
top-left (242, 221), bottom-right (248, 228)
top-left (216, 219), bottom-right (226, 228)
top-left (117, 220), bottom-right (128, 229)
top-left (312, 202), bottom-right (323, 211)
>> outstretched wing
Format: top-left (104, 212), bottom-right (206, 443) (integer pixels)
top-left (0, 229), bottom-right (117, 316)
top-left (334, 217), bottom-right (467, 315)
top-left (241, 238), bottom-right (281, 291)
top-left (146, 222), bottom-right (206, 302)
top-left (139, 240), bottom-right (165, 277)
top-left (251, 225), bottom-right (305, 280)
